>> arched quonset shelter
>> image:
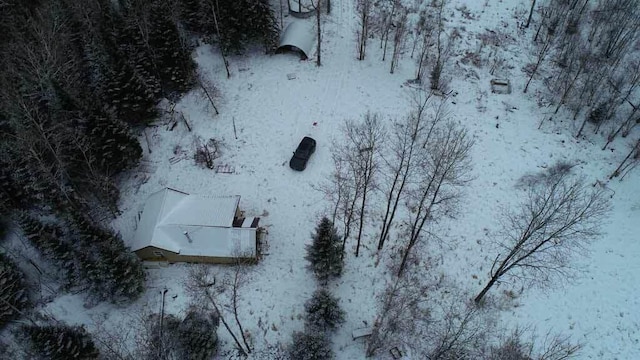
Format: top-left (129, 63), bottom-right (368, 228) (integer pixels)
top-left (288, 0), bottom-right (316, 18)
top-left (276, 21), bottom-right (315, 60)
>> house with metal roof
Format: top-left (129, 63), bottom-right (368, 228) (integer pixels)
top-left (131, 188), bottom-right (261, 264)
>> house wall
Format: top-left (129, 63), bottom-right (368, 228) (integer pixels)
top-left (135, 246), bottom-right (257, 265)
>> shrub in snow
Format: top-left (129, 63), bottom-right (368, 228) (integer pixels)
top-left (490, 336), bottom-right (533, 360)
top-left (145, 309), bottom-right (219, 360)
top-left (23, 324), bottom-right (99, 360)
top-left (288, 330), bottom-right (334, 360)
top-left (305, 217), bottom-right (343, 283)
top-left (0, 253), bottom-right (29, 328)
top-left (146, 314), bottom-right (182, 360)
top-left (177, 309), bottom-right (220, 360)
top-left (194, 137), bottom-right (221, 169)
top-left (304, 288), bottom-right (345, 332)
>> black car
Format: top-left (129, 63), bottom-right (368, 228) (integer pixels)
top-left (289, 136), bottom-right (316, 171)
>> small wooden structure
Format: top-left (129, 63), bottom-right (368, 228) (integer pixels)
top-left (352, 327), bottom-right (373, 340)
top-left (490, 78), bottom-right (511, 94)
top-left (389, 346), bottom-right (403, 359)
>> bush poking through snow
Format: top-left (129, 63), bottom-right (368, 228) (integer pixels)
top-left (0, 253), bottom-right (29, 329)
top-left (488, 328), bottom-right (582, 360)
top-left (177, 309), bottom-right (220, 360)
top-left (22, 324), bottom-right (99, 360)
top-left (193, 137), bottom-right (222, 169)
top-left (304, 288), bottom-right (345, 332)
top-left (305, 217), bottom-right (344, 284)
top-left (288, 330), bottom-right (334, 360)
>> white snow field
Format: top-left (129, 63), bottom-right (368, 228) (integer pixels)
top-left (40, 0), bottom-right (639, 359)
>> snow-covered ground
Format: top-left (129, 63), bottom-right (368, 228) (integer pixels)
top-left (39, 0), bottom-right (639, 358)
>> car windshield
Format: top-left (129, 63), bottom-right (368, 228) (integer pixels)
top-left (298, 140), bottom-right (312, 151)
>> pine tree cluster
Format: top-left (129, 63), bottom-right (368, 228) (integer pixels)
top-left (0, 254), bottom-right (30, 329)
top-left (290, 218), bottom-right (347, 360)
top-left (72, 215), bottom-right (145, 303)
top-left (18, 213), bottom-right (81, 289)
top-left (23, 324), bottom-right (99, 360)
top-left (202, 0), bottom-right (280, 54)
top-left (0, 0), bottom-right (203, 216)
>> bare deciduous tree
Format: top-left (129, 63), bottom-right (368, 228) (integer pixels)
top-left (366, 251), bottom-right (432, 357)
top-left (389, 9), bottom-right (407, 74)
top-left (398, 120), bottom-right (473, 277)
top-left (357, 0), bottom-right (372, 60)
top-left (202, 0), bottom-right (231, 78)
top-left (474, 167), bottom-right (610, 304)
top-left (331, 150), bottom-right (362, 258)
top-left (341, 113), bottom-right (385, 256)
top-left (489, 327), bottom-right (582, 360)
top-left (311, 0), bottom-right (322, 66)
top-left (425, 299), bottom-right (492, 360)
top-left (609, 138), bottom-right (640, 180)
top-left (429, 0), bottom-right (454, 91)
top-left (378, 91), bottom-right (441, 251)
top-left (186, 265), bottom-right (248, 356)
top-left (523, 27), bottom-right (554, 93)
top-left (413, 14), bottom-right (434, 83)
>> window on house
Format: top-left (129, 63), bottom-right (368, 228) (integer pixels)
top-left (153, 251), bottom-right (164, 257)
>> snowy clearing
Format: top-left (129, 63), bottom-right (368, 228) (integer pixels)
top-left (35, 0), bottom-right (640, 359)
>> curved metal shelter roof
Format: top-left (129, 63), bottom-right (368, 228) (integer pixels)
top-left (277, 20), bottom-right (315, 60)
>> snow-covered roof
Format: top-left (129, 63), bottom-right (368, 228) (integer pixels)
top-left (132, 188), bottom-right (255, 257)
top-left (277, 20), bottom-right (316, 59)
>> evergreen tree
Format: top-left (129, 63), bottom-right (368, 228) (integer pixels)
top-left (148, 1), bottom-right (196, 95)
top-left (214, 0), bottom-right (280, 54)
top-left (304, 289), bottom-right (345, 332)
top-left (245, 0), bottom-right (279, 53)
top-left (23, 324), bottom-right (99, 360)
top-left (289, 330), bottom-right (334, 360)
top-left (0, 253), bottom-right (29, 328)
top-left (85, 108), bottom-right (143, 172)
top-left (0, 153), bottom-right (31, 212)
top-left (72, 216), bottom-right (145, 303)
top-left (102, 59), bottom-right (158, 127)
top-left (179, 0), bottom-right (209, 34)
top-left (118, 11), bottom-right (162, 99)
top-left (17, 213), bottom-right (81, 288)
top-left (178, 309), bottom-right (219, 359)
top-left (305, 217), bottom-right (344, 283)
top-left (216, 1), bottom-right (246, 54)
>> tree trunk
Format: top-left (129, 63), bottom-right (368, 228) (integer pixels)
top-left (232, 269), bottom-right (251, 353)
top-left (316, 0), bottom-right (322, 66)
top-left (208, 291), bottom-right (247, 356)
top-left (554, 64), bottom-right (583, 114)
top-left (212, 0), bottom-right (231, 78)
top-left (610, 138), bottom-right (640, 179)
top-left (525, 0), bottom-right (537, 28)
top-left (474, 274), bottom-right (499, 304)
top-left (355, 183), bottom-right (367, 257)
